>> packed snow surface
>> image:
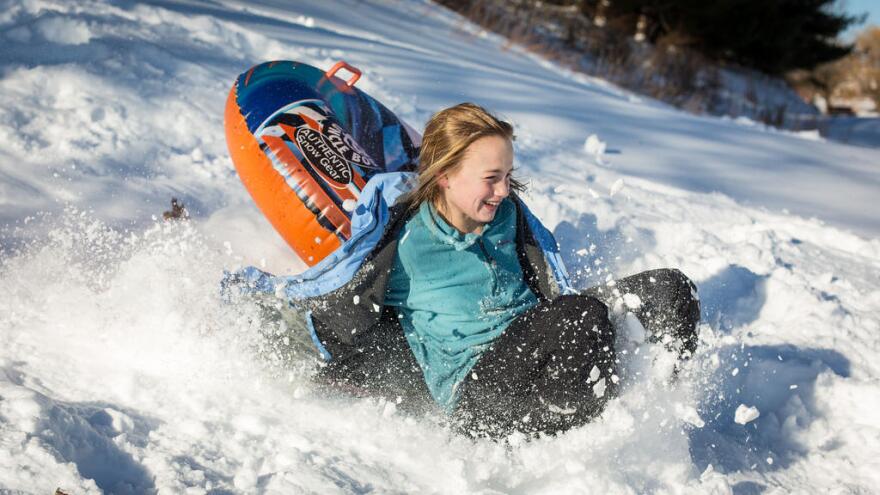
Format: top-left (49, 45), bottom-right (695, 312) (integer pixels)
top-left (2, 0), bottom-right (880, 493)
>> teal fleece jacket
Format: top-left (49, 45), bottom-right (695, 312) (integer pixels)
top-left (384, 199), bottom-right (539, 411)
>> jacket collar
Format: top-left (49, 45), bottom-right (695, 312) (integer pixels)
top-left (419, 201), bottom-right (482, 251)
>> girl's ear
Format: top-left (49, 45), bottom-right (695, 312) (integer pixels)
top-left (438, 174), bottom-right (449, 188)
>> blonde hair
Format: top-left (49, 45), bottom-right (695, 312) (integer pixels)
top-left (407, 102), bottom-right (525, 209)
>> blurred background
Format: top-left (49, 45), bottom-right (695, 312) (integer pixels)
top-left (437, 0), bottom-right (880, 148)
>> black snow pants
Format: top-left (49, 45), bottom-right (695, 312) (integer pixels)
top-left (454, 268), bottom-right (700, 437)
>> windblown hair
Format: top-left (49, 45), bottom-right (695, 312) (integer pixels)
top-left (407, 102), bottom-right (525, 210)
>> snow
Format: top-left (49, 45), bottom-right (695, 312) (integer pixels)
top-left (592, 378), bottom-right (607, 398)
top-left (621, 312), bottom-right (647, 344)
top-left (734, 405), bottom-right (761, 425)
top-left (676, 403), bottom-right (706, 429)
top-left (609, 178), bottom-right (625, 198)
top-left (1, 0), bottom-right (879, 493)
top-left (821, 116), bottom-right (880, 149)
top-left (583, 134), bottom-right (607, 165)
top-left (621, 293), bottom-right (642, 310)
top-left (589, 365), bottom-right (601, 382)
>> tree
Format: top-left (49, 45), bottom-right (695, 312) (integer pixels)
top-left (807, 26), bottom-right (880, 111)
top-left (604, 0), bottom-right (860, 74)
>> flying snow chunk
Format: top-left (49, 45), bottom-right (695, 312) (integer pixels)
top-left (593, 377), bottom-right (607, 398)
top-left (610, 179), bottom-right (625, 197)
top-left (734, 404), bottom-right (760, 425)
top-left (584, 134), bottom-right (607, 163)
top-left (622, 293), bottom-right (642, 310)
top-left (675, 403), bottom-right (705, 428)
top-left (589, 365), bottom-right (600, 382)
top-left (623, 312), bottom-right (646, 343)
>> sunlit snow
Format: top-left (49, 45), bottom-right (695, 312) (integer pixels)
top-left (1, 0), bottom-right (879, 493)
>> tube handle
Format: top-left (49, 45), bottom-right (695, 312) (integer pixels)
top-left (324, 61), bottom-right (361, 88)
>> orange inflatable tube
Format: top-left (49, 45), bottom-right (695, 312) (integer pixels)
top-left (224, 60), bottom-right (419, 267)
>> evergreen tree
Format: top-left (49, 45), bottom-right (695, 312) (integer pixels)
top-left (605, 0), bottom-right (859, 74)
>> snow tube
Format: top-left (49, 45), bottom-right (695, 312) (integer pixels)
top-left (224, 60), bottom-right (421, 266)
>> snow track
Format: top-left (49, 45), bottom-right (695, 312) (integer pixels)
top-left (1, 0), bottom-right (879, 493)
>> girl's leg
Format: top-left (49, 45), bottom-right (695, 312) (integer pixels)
top-left (454, 294), bottom-right (616, 437)
top-left (586, 268), bottom-right (700, 358)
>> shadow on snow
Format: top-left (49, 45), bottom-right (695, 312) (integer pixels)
top-left (688, 344), bottom-right (850, 493)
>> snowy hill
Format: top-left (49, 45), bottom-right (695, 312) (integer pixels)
top-left (1, 0), bottom-right (879, 493)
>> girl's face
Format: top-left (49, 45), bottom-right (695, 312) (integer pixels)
top-left (436, 135), bottom-right (513, 234)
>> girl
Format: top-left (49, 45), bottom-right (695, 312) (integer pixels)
top-left (232, 103), bottom-right (700, 438)
top-left (352, 103), bottom-right (698, 436)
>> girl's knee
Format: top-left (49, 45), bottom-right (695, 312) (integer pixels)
top-left (556, 295), bottom-right (615, 342)
top-left (652, 269), bottom-right (700, 324)
top-left (554, 294), bottom-right (610, 321)
top-left (661, 269), bottom-right (700, 356)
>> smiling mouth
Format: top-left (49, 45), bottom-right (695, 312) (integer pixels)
top-left (483, 200), bottom-right (500, 208)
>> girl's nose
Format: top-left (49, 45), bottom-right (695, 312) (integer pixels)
top-left (495, 177), bottom-right (510, 198)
